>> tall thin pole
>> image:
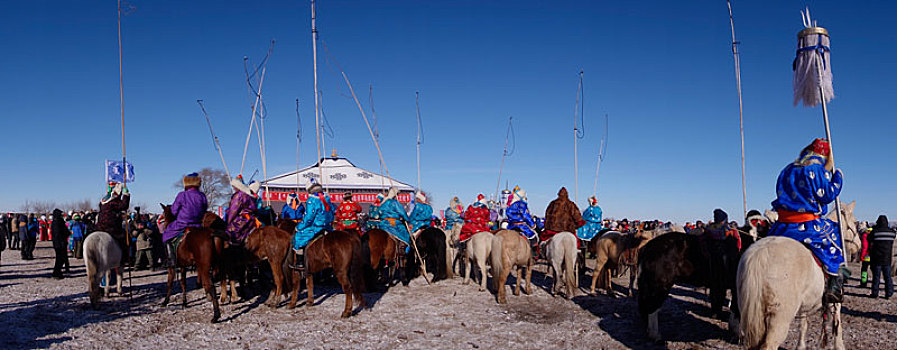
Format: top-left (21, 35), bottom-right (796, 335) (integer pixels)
top-left (572, 70), bottom-right (583, 204)
top-left (197, 100), bottom-right (231, 179)
top-left (311, 0), bottom-right (323, 183)
top-left (727, 0), bottom-right (748, 219)
top-left (296, 99), bottom-right (301, 191)
top-left (415, 92), bottom-right (422, 192)
top-left (495, 116), bottom-right (512, 201)
top-left (815, 50), bottom-right (846, 263)
top-left (116, 0), bottom-right (132, 299)
top-left (592, 114), bottom-right (608, 197)
top-left (370, 84), bottom-right (385, 188)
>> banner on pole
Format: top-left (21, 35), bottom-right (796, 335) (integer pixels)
top-left (105, 159), bottom-right (135, 183)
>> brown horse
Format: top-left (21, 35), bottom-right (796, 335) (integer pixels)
top-left (361, 229), bottom-right (400, 288)
top-left (243, 225), bottom-right (293, 307)
top-left (160, 204), bottom-right (222, 323)
top-left (588, 230), bottom-right (650, 296)
top-left (288, 230), bottom-right (367, 318)
top-left (490, 229), bottom-right (533, 304)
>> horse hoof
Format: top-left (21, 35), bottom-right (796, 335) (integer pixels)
top-left (340, 312), bottom-right (350, 318)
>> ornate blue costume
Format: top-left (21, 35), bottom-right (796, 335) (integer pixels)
top-left (577, 204), bottom-right (603, 240)
top-left (409, 201), bottom-right (433, 233)
top-left (292, 193), bottom-right (334, 250)
top-left (379, 197), bottom-right (411, 246)
top-left (506, 200), bottom-right (536, 239)
top-left (768, 152), bottom-right (844, 275)
top-left (281, 194), bottom-right (305, 221)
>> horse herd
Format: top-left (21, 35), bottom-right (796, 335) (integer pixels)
top-left (80, 202), bottom-right (865, 350)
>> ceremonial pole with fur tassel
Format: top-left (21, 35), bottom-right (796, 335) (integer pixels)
top-left (792, 8), bottom-right (846, 264)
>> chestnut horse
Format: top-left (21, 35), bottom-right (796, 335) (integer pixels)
top-left (361, 229), bottom-right (400, 288)
top-left (160, 204), bottom-right (222, 323)
top-left (288, 229), bottom-right (367, 318)
top-left (491, 229), bottom-right (533, 304)
top-left (243, 226), bottom-right (293, 307)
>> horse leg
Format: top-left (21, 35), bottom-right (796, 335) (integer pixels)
top-left (163, 267), bottom-right (174, 306)
top-left (797, 315), bottom-right (809, 350)
top-left (336, 269), bottom-right (352, 318)
top-left (116, 267), bottom-right (123, 296)
top-left (104, 270), bottom-right (111, 298)
top-left (477, 258), bottom-right (488, 292)
top-left (198, 262), bottom-right (221, 323)
top-left (229, 279), bottom-right (238, 303)
top-left (604, 268), bottom-right (614, 297)
top-left (513, 265), bottom-right (522, 296)
top-left (463, 253), bottom-right (471, 285)
top-left (288, 269), bottom-right (300, 309)
top-left (832, 303), bottom-right (845, 350)
top-left (628, 265), bottom-right (637, 297)
top-left (524, 260), bottom-right (533, 295)
top-left (496, 258), bottom-right (510, 304)
top-left (219, 277), bottom-right (229, 304)
top-left (590, 256), bottom-right (606, 295)
top-left (760, 302), bottom-right (799, 350)
top-left (305, 273), bottom-right (314, 307)
top-left (180, 268), bottom-right (188, 308)
top-left (267, 258), bottom-right (284, 308)
top-left (647, 310), bottom-right (662, 342)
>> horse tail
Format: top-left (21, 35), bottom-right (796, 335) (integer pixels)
top-left (737, 243), bottom-right (767, 348)
top-left (563, 233), bottom-right (577, 293)
top-left (491, 233), bottom-right (505, 290)
top-left (360, 232), bottom-right (373, 267)
top-left (433, 229), bottom-right (448, 281)
top-left (349, 236), bottom-right (367, 305)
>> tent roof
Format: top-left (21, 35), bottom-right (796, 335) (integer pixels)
top-left (263, 157), bottom-right (415, 192)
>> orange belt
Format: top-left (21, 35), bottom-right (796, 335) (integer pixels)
top-left (385, 218), bottom-right (398, 226)
top-left (776, 210), bottom-right (819, 223)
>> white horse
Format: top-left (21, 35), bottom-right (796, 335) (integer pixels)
top-left (445, 224), bottom-right (462, 278)
top-left (463, 231), bottom-right (493, 291)
top-left (545, 231), bottom-right (578, 298)
top-left (83, 231), bottom-right (123, 307)
top-left (737, 203), bottom-right (856, 350)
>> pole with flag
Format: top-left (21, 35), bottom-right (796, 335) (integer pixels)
top-left (792, 9), bottom-right (845, 264)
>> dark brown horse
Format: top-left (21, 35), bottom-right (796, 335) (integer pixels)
top-left (361, 229), bottom-right (400, 288)
top-left (288, 230), bottom-right (367, 318)
top-left (243, 225), bottom-right (293, 307)
top-left (160, 204), bottom-right (222, 323)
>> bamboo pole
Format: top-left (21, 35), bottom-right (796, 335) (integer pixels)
top-left (727, 0), bottom-right (748, 219)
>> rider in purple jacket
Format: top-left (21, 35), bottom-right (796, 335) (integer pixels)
top-left (163, 173), bottom-right (208, 266)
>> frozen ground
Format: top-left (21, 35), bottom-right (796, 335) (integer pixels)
top-left (0, 242), bottom-right (894, 349)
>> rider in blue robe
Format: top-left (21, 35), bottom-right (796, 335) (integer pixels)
top-left (505, 187), bottom-right (537, 239)
top-left (292, 180), bottom-right (334, 268)
top-left (577, 196), bottom-right (603, 240)
top-left (378, 187), bottom-right (411, 246)
top-left (408, 192), bottom-right (433, 233)
top-left (767, 138), bottom-right (847, 302)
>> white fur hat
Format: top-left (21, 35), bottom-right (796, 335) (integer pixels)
top-left (415, 192), bottom-right (427, 203)
top-left (248, 181), bottom-right (261, 195)
top-left (385, 186), bottom-right (398, 201)
top-left (231, 177), bottom-right (252, 196)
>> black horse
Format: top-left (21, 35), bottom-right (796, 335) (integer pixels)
top-left (404, 227), bottom-right (448, 284)
top-left (637, 229), bottom-right (755, 341)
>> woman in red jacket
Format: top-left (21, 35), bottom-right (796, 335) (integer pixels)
top-left (459, 194), bottom-right (490, 242)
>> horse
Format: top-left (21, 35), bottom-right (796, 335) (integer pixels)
top-left (288, 229), bottom-right (367, 318)
top-left (589, 230), bottom-right (650, 297)
top-left (545, 231), bottom-right (578, 298)
top-left (445, 225), bottom-right (461, 279)
top-left (360, 228), bottom-right (400, 289)
top-left (491, 229), bottom-right (533, 304)
top-left (159, 204), bottom-right (222, 323)
top-left (462, 231), bottom-right (493, 291)
top-left (82, 231), bottom-right (123, 307)
top-left (736, 203), bottom-right (858, 350)
top-left (638, 228), bottom-right (752, 342)
top-left (243, 225), bottom-right (293, 307)
top-left (405, 227), bottom-right (449, 283)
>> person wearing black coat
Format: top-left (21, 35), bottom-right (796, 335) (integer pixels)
top-left (50, 209), bottom-right (71, 279)
top-left (18, 214), bottom-right (31, 259)
top-left (869, 215), bottom-right (895, 299)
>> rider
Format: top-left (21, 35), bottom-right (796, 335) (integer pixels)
top-left (543, 187), bottom-right (584, 243)
top-left (96, 181), bottom-right (130, 266)
top-left (408, 192), bottom-right (433, 235)
top-left (225, 175), bottom-right (258, 245)
top-left (162, 173), bottom-right (208, 267)
top-left (444, 196), bottom-right (465, 244)
top-left (334, 192), bottom-right (362, 232)
top-left (365, 193), bottom-right (384, 231)
top-left (378, 187), bottom-right (412, 248)
top-left (767, 138), bottom-right (848, 304)
top-left (577, 196), bottom-right (603, 241)
top-left (460, 194), bottom-right (490, 243)
top-left (280, 191), bottom-right (305, 222)
top-left (292, 179), bottom-right (334, 269)
top-left (506, 186), bottom-right (537, 243)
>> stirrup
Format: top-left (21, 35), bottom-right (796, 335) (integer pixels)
top-left (289, 249), bottom-right (306, 270)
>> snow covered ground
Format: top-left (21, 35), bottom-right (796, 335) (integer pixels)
top-left (0, 242), bottom-right (894, 349)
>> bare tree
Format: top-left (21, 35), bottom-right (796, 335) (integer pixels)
top-left (173, 168), bottom-right (231, 208)
top-left (20, 200), bottom-right (57, 214)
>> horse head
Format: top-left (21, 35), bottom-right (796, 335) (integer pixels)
top-left (159, 203), bottom-right (174, 228)
top-left (825, 200), bottom-right (860, 261)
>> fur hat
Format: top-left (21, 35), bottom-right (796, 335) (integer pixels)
top-left (385, 187), bottom-right (398, 201)
top-left (231, 176), bottom-right (252, 196)
top-left (248, 181), bottom-right (261, 195)
top-left (183, 172), bottom-right (201, 188)
top-left (306, 179), bottom-right (323, 194)
top-left (808, 138), bottom-right (830, 157)
top-left (477, 194), bottom-right (487, 206)
top-left (589, 196), bottom-right (598, 206)
top-left (343, 192), bottom-right (353, 201)
top-left (415, 192), bottom-right (427, 203)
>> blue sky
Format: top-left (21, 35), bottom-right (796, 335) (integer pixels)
top-left (1, 1), bottom-right (894, 223)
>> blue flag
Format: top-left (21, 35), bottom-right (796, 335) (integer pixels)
top-left (105, 159), bottom-right (135, 183)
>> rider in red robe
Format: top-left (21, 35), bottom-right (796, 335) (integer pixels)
top-left (460, 194), bottom-right (491, 242)
top-left (334, 192), bottom-right (362, 233)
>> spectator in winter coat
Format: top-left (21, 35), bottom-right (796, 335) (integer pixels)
top-left (868, 215), bottom-right (894, 299)
top-left (6, 213), bottom-right (16, 250)
top-left (50, 209), bottom-right (71, 279)
top-left (577, 196), bottom-right (604, 241)
top-left (163, 173), bottom-right (208, 266)
top-left (132, 221), bottom-right (154, 270)
top-left (460, 194), bottom-right (490, 242)
top-left (408, 193), bottom-right (434, 234)
top-left (24, 214), bottom-right (39, 260)
top-left (334, 192), bottom-right (362, 232)
top-left (859, 228), bottom-right (871, 288)
top-left (542, 187), bottom-right (584, 242)
top-left (505, 187), bottom-right (536, 240)
top-left (38, 215), bottom-right (49, 241)
top-left (225, 176), bottom-right (258, 245)
top-left (97, 182), bottom-right (130, 266)
top-left (280, 192), bottom-right (305, 221)
top-left (69, 213), bottom-right (87, 259)
top-left (292, 180), bottom-right (334, 268)
top-left (0, 214), bottom-right (6, 265)
top-left (15, 214), bottom-right (26, 254)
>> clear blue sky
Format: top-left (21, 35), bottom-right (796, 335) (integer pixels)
top-left (1, 1), bottom-right (895, 223)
